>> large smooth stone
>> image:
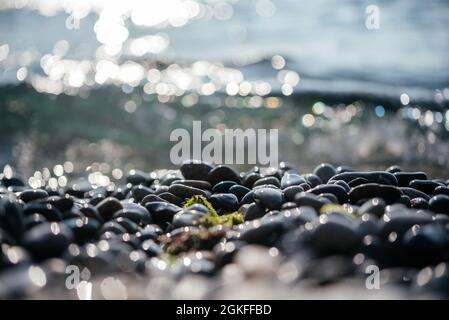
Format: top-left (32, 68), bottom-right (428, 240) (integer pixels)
top-left (253, 188), bottom-right (284, 210)
top-left (329, 171), bottom-right (398, 186)
top-left (180, 160), bottom-right (214, 181)
top-left (22, 222), bottom-right (74, 261)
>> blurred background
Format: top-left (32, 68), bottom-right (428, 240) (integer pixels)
top-left (1, 0), bottom-right (449, 185)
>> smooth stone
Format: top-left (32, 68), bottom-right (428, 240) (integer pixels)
top-left (95, 197), bottom-right (123, 221)
top-left (136, 225), bottom-right (163, 242)
top-left (244, 202), bottom-right (266, 221)
top-left (168, 184), bottom-right (209, 199)
top-left (180, 160), bottom-right (214, 181)
top-left (308, 184), bottom-right (348, 204)
top-left (313, 163), bottom-right (336, 184)
top-left (398, 195), bottom-right (411, 207)
top-left (240, 191), bottom-right (255, 206)
top-left (126, 169), bottom-right (152, 186)
top-left (403, 223), bottom-right (449, 267)
top-left (88, 194), bottom-right (105, 206)
top-left (37, 195), bottom-right (74, 212)
top-left (24, 213), bottom-right (47, 229)
top-left (158, 192), bottom-right (184, 206)
top-left (23, 203), bottom-right (63, 222)
top-left (319, 193), bottom-right (338, 204)
top-left (18, 189), bottom-right (49, 203)
top-left (294, 192), bottom-right (331, 211)
top-left (175, 180), bottom-right (211, 190)
top-left (111, 187), bottom-right (128, 201)
top-left (253, 188), bottom-right (284, 210)
top-left (213, 240), bottom-right (245, 268)
top-left (22, 222), bottom-right (74, 261)
top-left (140, 194), bottom-right (167, 206)
top-left (99, 221), bottom-right (128, 235)
top-left (229, 185), bottom-right (250, 201)
top-left (333, 180), bottom-right (350, 192)
top-left (154, 185), bottom-right (169, 194)
top-left (282, 206), bottom-right (317, 226)
top-left (141, 239), bottom-right (163, 257)
top-left (386, 165), bottom-right (402, 173)
top-left (281, 202), bottom-right (298, 210)
top-left (380, 209), bottom-right (433, 239)
top-left (410, 198), bottom-right (429, 210)
top-left (209, 193), bottom-right (239, 213)
top-left (434, 186), bottom-right (449, 196)
top-left (113, 204), bottom-right (152, 225)
top-left (348, 183), bottom-right (402, 204)
top-left (79, 204), bottom-right (103, 223)
top-left (241, 172), bottom-right (261, 188)
top-left (239, 219), bottom-right (285, 245)
top-left (281, 173), bottom-right (305, 189)
top-left (208, 165), bottom-right (241, 186)
top-left (0, 197), bottom-right (25, 240)
top-left (359, 198), bottom-right (386, 217)
top-left (410, 180), bottom-right (443, 195)
top-left (1, 176), bottom-right (25, 187)
top-left (184, 204), bottom-right (209, 214)
top-left (64, 217), bottom-right (100, 244)
top-left (171, 209), bottom-right (206, 229)
top-left (114, 217), bottom-right (140, 234)
top-left (399, 187), bottom-right (431, 201)
top-left (329, 171), bottom-right (398, 186)
top-left (283, 185), bottom-right (305, 202)
top-left (212, 181), bottom-right (237, 193)
top-left (253, 176), bottom-right (281, 188)
top-left (303, 174), bottom-right (322, 188)
top-left (394, 172), bottom-right (427, 187)
top-left (130, 185), bottom-right (155, 202)
top-left (357, 213), bottom-right (380, 237)
top-left (429, 194), bottom-right (449, 214)
top-left (160, 174), bottom-right (181, 186)
top-left (348, 177), bottom-right (369, 188)
top-left (144, 201), bottom-right (182, 226)
top-left (336, 165), bottom-right (354, 174)
top-left (310, 214), bottom-right (359, 255)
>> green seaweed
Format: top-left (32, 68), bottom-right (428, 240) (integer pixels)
top-left (183, 195), bottom-right (218, 216)
top-left (198, 211), bottom-right (244, 228)
top-left (319, 203), bottom-right (357, 218)
top-left (183, 195), bottom-right (244, 227)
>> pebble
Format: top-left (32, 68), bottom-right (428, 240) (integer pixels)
top-left (280, 173), bottom-right (305, 189)
top-left (358, 198), bottom-right (386, 217)
top-left (95, 197), bottom-right (123, 222)
top-left (22, 222), bottom-right (74, 261)
top-left (308, 184), bottom-right (348, 204)
top-left (409, 180), bottom-right (443, 195)
top-left (253, 188), bottom-right (284, 210)
top-left (208, 165), bottom-right (241, 186)
top-left (168, 184), bottom-right (209, 199)
top-left (429, 195), bottom-right (449, 214)
top-left (348, 183), bottom-right (402, 204)
top-left (313, 163), bottom-right (337, 183)
top-left (329, 171), bottom-right (398, 186)
top-left (18, 189), bottom-right (49, 203)
top-left (175, 180), bottom-right (212, 190)
top-left (253, 176), bottom-right (281, 188)
top-left (180, 160), bottom-right (214, 181)
top-left (394, 172), bottom-right (427, 187)
top-left (228, 185), bottom-right (250, 201)
top-left (209, 193), bottom-right (239, 213)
